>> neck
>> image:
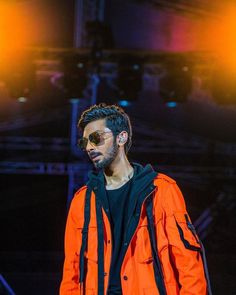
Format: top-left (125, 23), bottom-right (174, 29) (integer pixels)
top-left (104, 156), bottom-right (134, 190)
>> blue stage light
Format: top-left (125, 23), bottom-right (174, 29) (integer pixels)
top-left (118, 100), bottom-right (131, 107)
top-left (166, 101), bottom-right (177, 108)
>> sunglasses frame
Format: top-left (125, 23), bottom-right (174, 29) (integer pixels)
top-left (78, 130), bottom-right (113, 151)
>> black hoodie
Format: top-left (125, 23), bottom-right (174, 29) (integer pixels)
top-left (86, 162), bottom-right (158, 226)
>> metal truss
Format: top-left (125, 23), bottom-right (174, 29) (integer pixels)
top-left (1, 160), bottom-right (235, 206)
top-left (155, 165), bottom-right (236, 184)
top-left (127, 138), bottom-right (232, 156)
top-left (133, 121), bottom-right (236, 156)
top-left (194, 187), bottom-right (236, 240)
top-left (74, 0), bottom-right (105, 47)
top-left (1, 160), bottom-right (234, 236)
top-left (0, 161), bottom-right (91, 206)
top-left (0, 161), bottom-right (89, 175)
top-left (1, 161), bottom-right (235, 184)
top-left (0, 107), bottom-right (68, 132)
top-left (136, 0), bottom-right (218, 17)
top-left (1, 134), bottom-right (236, 156)
top-left (0, 136), bottom-right (69, 151)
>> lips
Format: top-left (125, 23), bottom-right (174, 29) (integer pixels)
top-left (92, 155), bottom-right (100, 161)
top-left (89, 152), bottom-right (101, 161)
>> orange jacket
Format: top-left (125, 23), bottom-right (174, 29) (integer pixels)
top-left (60, 167), bottom-right (209, 295)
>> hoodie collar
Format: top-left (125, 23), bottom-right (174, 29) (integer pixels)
top-left (87, 162), bottom-right (157, 191)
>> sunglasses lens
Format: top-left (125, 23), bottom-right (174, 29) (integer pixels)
top-left (89, 132), bottom-right (102, 145)
top-left (78, 132), bottom-right (105, 150)
top-left (78, 138), bottom-right (88, 150)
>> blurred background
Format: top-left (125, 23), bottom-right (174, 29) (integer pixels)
top-left (0, 0), bottom-right (236, 294)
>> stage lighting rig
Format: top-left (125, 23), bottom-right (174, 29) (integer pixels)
top-left (159, 57), bottom-right (192, 104)
top-left (3, 50), bottom-right (35, 100)
top-left (62, 54), bottom-right (88, 98)
top-left (117, 57), bottom-right (144, 101)
top-left (211, 64), bottom-right (236, 105)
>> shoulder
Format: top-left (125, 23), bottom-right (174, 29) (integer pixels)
top-left (153, 173), bottom-right (186, 213)
top-left (154, 173), bottom-right (176, 186)
top-left (73, 185), bottom-right (87, 200)
top-left (69, 185), bottom-right (87, 212)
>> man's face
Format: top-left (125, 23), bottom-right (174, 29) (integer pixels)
top-left (82, 119), bottom-right (119, 169)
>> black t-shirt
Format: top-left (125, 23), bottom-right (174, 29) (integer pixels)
top-left (106, 179), bottom-right (133, 295)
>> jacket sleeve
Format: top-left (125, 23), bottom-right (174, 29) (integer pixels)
top-left (60, 193), bottom-right (84, 295)
top-left (160, 181), bottom-right (208, 295)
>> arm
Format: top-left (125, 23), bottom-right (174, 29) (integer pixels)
top-left (161, 181), bottom-right (208, 295)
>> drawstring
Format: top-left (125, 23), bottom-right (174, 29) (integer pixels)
top-left (146, 196), bottom-right (167, 295)
top-left (79, 187), bottom-right (92, 284)
top-left (78, 184), bottom-right (105, 295)
top-left (95, 196), bottom-right (105, 295)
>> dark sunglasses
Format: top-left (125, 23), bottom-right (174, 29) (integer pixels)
top-left (78, 131), bottom-right (112, 151)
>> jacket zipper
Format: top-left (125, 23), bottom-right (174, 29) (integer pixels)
top-left (124, 188), bottom-right (155, 247)
top-left (120, 189), bottom-right (156, 289)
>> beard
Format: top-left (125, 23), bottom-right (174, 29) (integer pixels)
top-left (94, 140), bottom-right (119, 169)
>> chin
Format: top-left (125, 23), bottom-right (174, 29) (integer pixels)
top-left (94, 159), bottom-right (109, 169)
top-left (93, 159), bottom-right (103, 169)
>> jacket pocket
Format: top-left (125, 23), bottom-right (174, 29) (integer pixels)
top-left (136, 225), bottom-right (153, 263)
top-left (174, 212), bottom-right (201, 251)
top-left (77, 218), bottom-right (98, 263)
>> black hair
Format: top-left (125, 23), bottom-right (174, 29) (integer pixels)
top-left (78, 103), bottom-right (132, 154)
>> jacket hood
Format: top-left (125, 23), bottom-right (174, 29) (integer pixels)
top-left (87, 162), bottom-right (157, 191)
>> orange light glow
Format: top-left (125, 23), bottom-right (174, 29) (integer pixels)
top-left (0, 3), bottom-right (30, 51)
top-left (207, 5), bottom-right (236, 72)
top-left (0, 2), bottom-right (36, 75)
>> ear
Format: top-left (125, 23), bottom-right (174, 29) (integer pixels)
top-left (117, 131), bottom-right (128, 146)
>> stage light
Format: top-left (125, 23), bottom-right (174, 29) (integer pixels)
top-left (18, 97), bottom-right (27, 103)
top-left (62, 55), bottom-right (88, 98)
top-left (0, 3), bottom-right (26, 51)
top-left (159, 59), bottom-right (192, 103)
top-left (166, 101), bottom-right (177, 108)
top-left (118, 100), bottom-right (131, 107)
top-left (211, 64), bottom-right (236, 105)
top-left (207, 5), bottom-right (236, 72)
top-left (3, 50), bottom-right (35, 99)
top-left (117, 57), bottom-right (143, 101)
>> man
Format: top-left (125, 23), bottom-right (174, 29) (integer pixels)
top-left (60, 103), bottom-right (211, 295)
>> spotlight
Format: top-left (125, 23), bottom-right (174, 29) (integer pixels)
top-left (159, 58), bottom-right (192, 103)
top-left (62, 54), bottom-right (88, 98)
top-left (166, 101), bottom-right (177, 108)
top-left (4, 50), bottom-right (35, 99)
top-left (211, 64), bottom-right (236, 105)
top-left (117, 57), bottom-right (143, 101)
top-left (118, 100), bottom-right (131, 107)
top-left (18, 97), bottom-right (27, 103)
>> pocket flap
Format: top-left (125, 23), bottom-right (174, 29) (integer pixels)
top-left (75, 218), bottom-right (84, 229)
top-left (76, 217), bottom-right (97, 229)
top-left (76, 218), bottom-right (98, 262)
top-left (174, 212), bottom-right (201, 251)
top-left (136, 225), bottom-right (153, 263)
top-left (175, 212), bottom-right (189, 223)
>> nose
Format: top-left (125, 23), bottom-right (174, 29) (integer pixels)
top-left (85, 140), bottom-right (95, 152)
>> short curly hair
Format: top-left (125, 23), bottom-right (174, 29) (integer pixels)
top-left (78, 103), bottom-right (132, 154)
